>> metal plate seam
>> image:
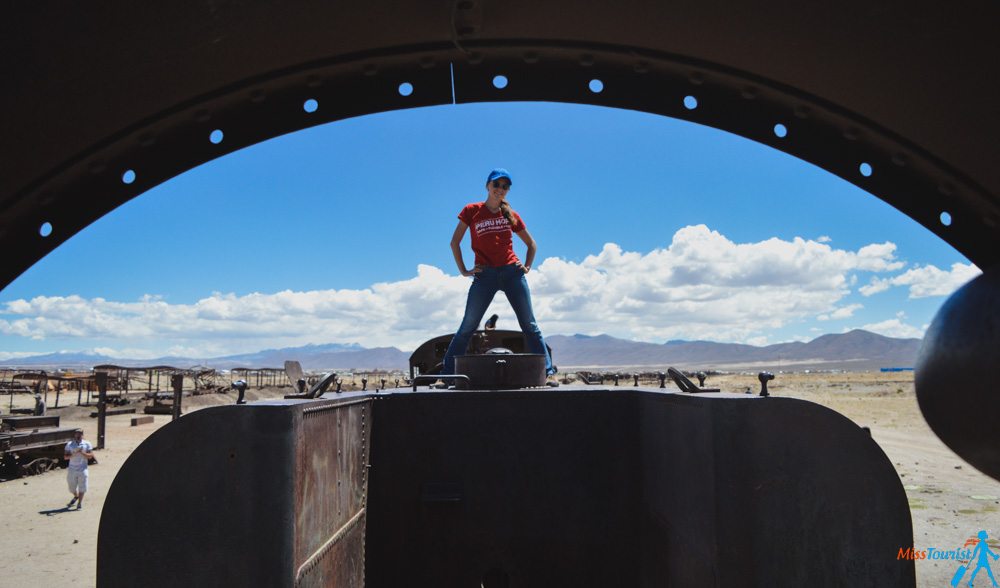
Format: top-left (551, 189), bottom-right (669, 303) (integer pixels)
top-left (294, 506), bottom-right (367, 586)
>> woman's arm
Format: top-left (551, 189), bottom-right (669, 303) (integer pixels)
top-left (515, 228), bottom-right (537, 273)
top-left (451, 221), bottom-right (481, 276)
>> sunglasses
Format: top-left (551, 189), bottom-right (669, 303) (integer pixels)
top-left (490, 180), bottom-right (511, 190)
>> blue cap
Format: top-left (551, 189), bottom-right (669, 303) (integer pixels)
top-left (487, 168), bottom-right (512, 185)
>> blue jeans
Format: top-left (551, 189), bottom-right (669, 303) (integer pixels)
top-left (443, 264), bottom-right (554, 375)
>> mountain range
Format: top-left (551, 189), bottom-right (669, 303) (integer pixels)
top-left (545, 329), bottom-right (921, 371)
top-left (0, 330), bottom-right (921, 372)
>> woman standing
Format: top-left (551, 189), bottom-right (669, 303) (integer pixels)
top-left (442, 169), bottom-right (555, 376)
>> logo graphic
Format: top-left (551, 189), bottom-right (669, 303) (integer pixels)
top-left (952, 531), bottom-right (999, 588)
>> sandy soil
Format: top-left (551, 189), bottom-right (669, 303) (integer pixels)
top-left (2, 373), bottom-right (998, 587)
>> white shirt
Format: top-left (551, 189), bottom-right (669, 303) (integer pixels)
top-left (65, 439), bottom-right (92, 471)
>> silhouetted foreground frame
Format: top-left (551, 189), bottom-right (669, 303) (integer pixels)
top-left (5, 3), bottom-right (1000, 584)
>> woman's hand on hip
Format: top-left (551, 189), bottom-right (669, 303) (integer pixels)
top-left (516, 262), bottom-right (530, 274)
top-left (462, 265), bottom-right (483, 277)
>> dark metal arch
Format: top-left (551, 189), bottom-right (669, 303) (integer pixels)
top-left (2, 1), bottom-right (998, 292)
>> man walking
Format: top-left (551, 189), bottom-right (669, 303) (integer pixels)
top-left (64, 429), bottom-right (93, 510)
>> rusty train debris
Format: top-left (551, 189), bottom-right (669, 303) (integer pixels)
top-left (1, 414), bottom-right (81, 478)
top-left (97, 376), bottom-right (914, 586)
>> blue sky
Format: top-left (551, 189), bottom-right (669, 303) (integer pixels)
top-left (0, 102), bottom-right (978, 359)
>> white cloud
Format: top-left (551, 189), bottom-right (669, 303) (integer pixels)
top-left (817, 303), bottom-right (863, 321)
top-left (859, 277), bottom-right (891, 296)
top-left (859, 262), bottom-right (979, 298)
top-left (893, 263), bottom-right (980, 298)
top-left (0, 225), bottom-right (922, 356)
top-left (854, 243), bottom-right (905, 272)
top-left (817, 235), bottom-right (832, 243)
top-left (529, 225), bottom-right (905, 343)
top-left (860, 318), bottom-right (924, 339)
top-left (0, 264), bottom-right (473, 355)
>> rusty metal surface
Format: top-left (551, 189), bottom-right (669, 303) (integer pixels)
top-left (638, 391), bottom-right (912, 585)
top-left (1, 427), bottom-right (77, 453)
top-left (0, 415), bottom-right (61, 430)
top-left (98, 393), bottom-right (372, 587)
top-left (294, 400), bottom-right (370, 587)
top-left (366, 390), bottom-right (642, 586)
top-left (295, 510), bottom-right (367, 588)
top-left (366, 388), bottom-right (914, 586)
top-left (97, 387), bottom-right (912, 585)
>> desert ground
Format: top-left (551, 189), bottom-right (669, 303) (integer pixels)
top-left (2, 371), bottom-right (998, 587)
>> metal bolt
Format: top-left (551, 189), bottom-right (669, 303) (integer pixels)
top-left (758, 372), bottom-right (774, 397)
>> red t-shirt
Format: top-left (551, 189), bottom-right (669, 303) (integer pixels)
top-left (458, 202), bottom-right (526, 267)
